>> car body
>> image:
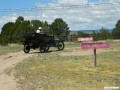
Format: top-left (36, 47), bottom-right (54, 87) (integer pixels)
top-left (20, 33), bottom-right (64, 53)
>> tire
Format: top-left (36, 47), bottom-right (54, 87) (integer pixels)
top-left (45, 46), bottom-right (50, 51)
top-left (57, 41), bottom-right (64, 50)
top-left (24, 44), bottom-right (30, 53)
top-left (39, 42), bottom-right (49, 52)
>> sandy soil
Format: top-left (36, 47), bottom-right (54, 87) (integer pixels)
top-left (0, 48), bottom-right (115, 90)
top-left (0, 51), bottom-right (36, 90)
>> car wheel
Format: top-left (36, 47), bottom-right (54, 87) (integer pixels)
top-left (57, 41), bottom-right (64, 50)
top-left (39, 42), bottom-right (46, 52)
top-left (45, 46), bottom-right (50, 52)
top-left (24, 44), bottom-right (30, 53)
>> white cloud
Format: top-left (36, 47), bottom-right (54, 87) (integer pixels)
top-left (42, 14), bottom-right (48, 18)
top-left (109, 0), bottom-right (120, 2)
top-left (32, 1), bottom-right (120, 30)
top-left (0, 13), bottom-right (18, 28)
top-left (98, 0), bottom-right (119, 3)
top-left (56, 0), bottom-right (88, 5)
top-left (0, 0), bottom-right (120, 30)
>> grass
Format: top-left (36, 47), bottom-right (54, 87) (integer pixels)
top-left (0, 44), bottom-right (23, 56)
top-left (11, 40), bottom-right (120, 90)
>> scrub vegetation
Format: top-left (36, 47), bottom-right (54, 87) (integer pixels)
top-left (0, 44), bottom-right (22, 55)
top-left (12, 40), bottom-right (120, 90)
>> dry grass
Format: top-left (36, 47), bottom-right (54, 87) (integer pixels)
top-left (14, 40), bottom-right (120, 90)
top-left (0, 44), bottom-right (22, 56)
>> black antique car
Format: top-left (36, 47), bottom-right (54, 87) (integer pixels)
top-left (20, 33), bottom-right (64, 53)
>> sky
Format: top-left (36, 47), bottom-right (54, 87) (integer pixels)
top-left (0, 0), bottom-right (120, 31)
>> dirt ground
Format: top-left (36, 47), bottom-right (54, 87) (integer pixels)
top-left (0, 48), bottom-right (115, 90)
top-left (0, 51), bottom-right (36, 90)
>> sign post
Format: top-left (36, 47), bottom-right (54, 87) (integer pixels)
top-left (94, 49), bottom-right (96, 67)
top-left (81, 42), bottom-right (109, 67)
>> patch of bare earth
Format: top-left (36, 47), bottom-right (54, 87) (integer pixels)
top-left (0, 51), bottom-right (36, 90)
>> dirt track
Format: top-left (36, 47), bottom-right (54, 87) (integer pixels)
top-left (0, 51), bottom-right (35, 90)
top-left (0, 48), bottom-right (111, 90)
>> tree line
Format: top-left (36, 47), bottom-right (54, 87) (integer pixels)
top-left (72, 20), bottom-right (120, 41)
top-left (0, 16), bottom-right (70, 45)
top-left (0, 16), bottom-right (120, 45)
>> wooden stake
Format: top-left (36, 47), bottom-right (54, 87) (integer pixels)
top-left (94, 49), bottom-right (97, 67)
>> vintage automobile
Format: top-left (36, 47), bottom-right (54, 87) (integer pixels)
top-left (20, 33), bottom-right (64, 53)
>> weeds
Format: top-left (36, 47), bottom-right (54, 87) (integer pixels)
top-left (0, 44), bottom-right (22, 55)
top-left (9, 41), bottom-right (120, 90)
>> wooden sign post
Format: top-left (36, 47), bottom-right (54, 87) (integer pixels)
top-left (81, 42), bottom-right (109, 67)
top-left (94, 48), bottom-right (96, 67)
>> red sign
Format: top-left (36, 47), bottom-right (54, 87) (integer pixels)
top-left (78, 37), bottom-right (93, 42)
top-left (81, 42), bottom-right (109, 49)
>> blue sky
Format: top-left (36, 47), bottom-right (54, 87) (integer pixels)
top-left (0, 0), bottom-right (37, 9)
top-left (0, 0), bottom-right (119, 31)
top-left (0, 0), bottom-right (34, 8)
top-left (0, 0), bottom-right (53, 9)
top-left (0, 0), bottom-right (99, 9)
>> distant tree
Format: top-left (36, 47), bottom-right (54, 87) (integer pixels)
top-left (0, 16), bottom-right (70, 44)
top-left (71, 32), bottom-right (90, 42)
top-left (50, 18), bottom-right (70, 38)
top-left (22, 20), bottom-right (34, 33)
top-left (14, 17), bottom-right (34, 43)
top-left (0, 16), bottom-right (34, 44)
top-left (0, 22), bottom-right (15, 44)
top-left (13, 16), bottom-right (25, 43)
top-left (42, 21), bottom-right (51, 35)
top-left (15, 16), bottom-right (24, 24)
top-left (92, 31), bottom-right (99, 41)
top-left (99, 27), bottom-right (110, 40)
top-left (31, 20), bottom-right (43, 31)
top-left (112, 20), bottom-right (120, 39)
top-left (77, 32), bottom-right (90, 37)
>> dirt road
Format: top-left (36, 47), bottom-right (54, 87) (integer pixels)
top-left (0, 51), bottom-right (35, 90)
top-left (0, 48), bottom-right (111, 90)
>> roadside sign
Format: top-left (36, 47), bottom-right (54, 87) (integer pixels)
top-left (81, 42), bottom-right (109, 67)
top-left (81, 42), bottom-right (109, 49)
top-left (78, 37), bottom-right (93, 42)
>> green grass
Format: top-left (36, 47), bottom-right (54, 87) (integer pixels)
top-left (13, 41), bottom-right (120, 90)
top-left (0, 44), bottom-right (23, 55)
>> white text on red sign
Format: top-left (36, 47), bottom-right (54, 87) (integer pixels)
top-left (78, 37), bottom-right (93, 42)
top-left (81, 42), bottom-right (109, 49)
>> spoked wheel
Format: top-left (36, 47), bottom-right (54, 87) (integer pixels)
top-left (24, 44), bottom-right (30, 53)
top-left (39, 42), bottom-right (49, 52)
top-left (57, 41), bottom-right (64, 50)
top-left (45, 46), bottom-right (50, 51)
